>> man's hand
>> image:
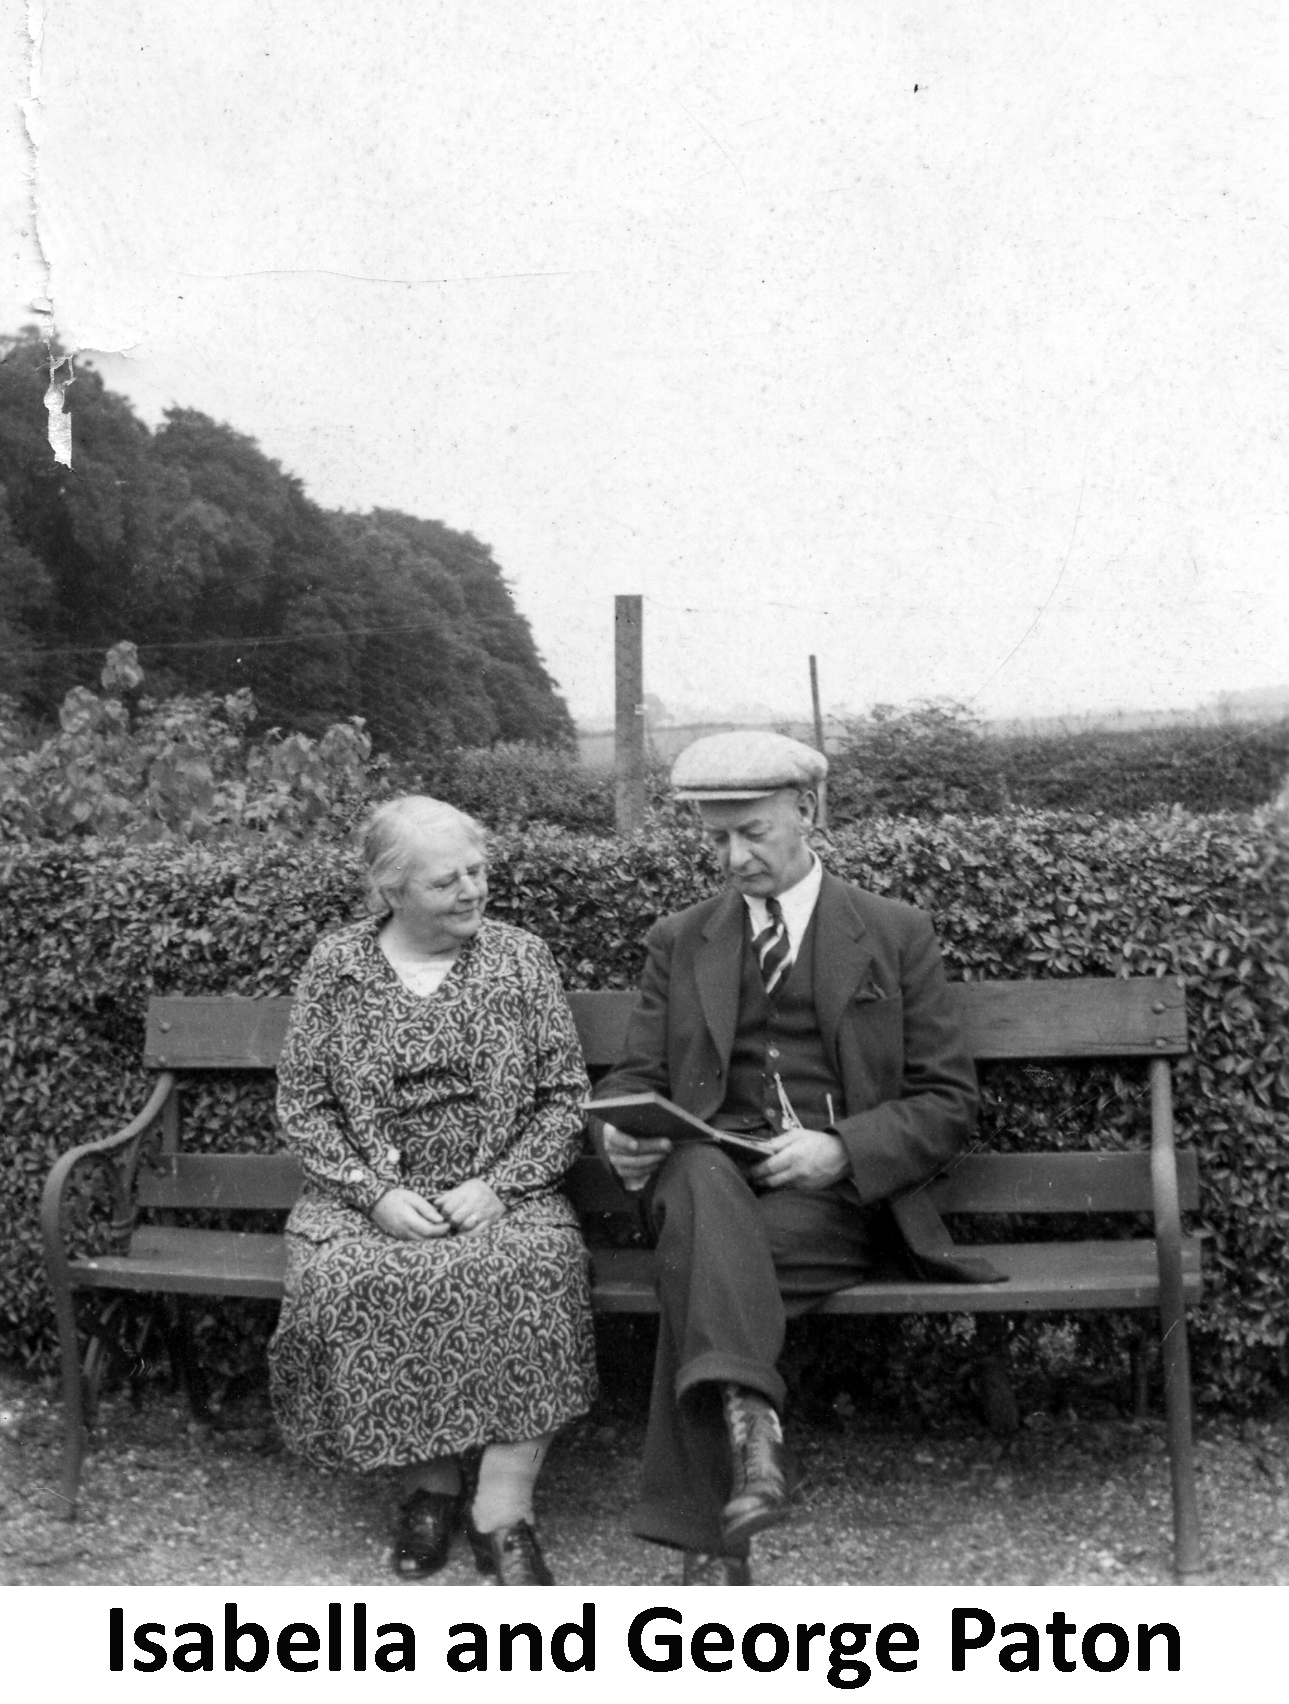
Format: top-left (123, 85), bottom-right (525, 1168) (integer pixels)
top-left (600, 1121), bottom-right (672, 1194)
top-left (372, 1186), bottom-right (451, 1241)
top-left (435, 1177), bottom-right (506, 1235)
top-left (750, 1127), bottom-right (849, 1192)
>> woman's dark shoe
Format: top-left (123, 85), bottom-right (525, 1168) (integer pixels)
top-left (466, 1512), bottom-right (554, 1585)
top-left (392, 1488), bottom-right (463, 1578)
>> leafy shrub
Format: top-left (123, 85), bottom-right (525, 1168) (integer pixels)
top-left (427, 741), bottom-right (616, 833)
top-left (1, 809), bottom-right (1286, 1416)
top-left (0, 644), bottom-right (379, 843)
top-left (829, 702), bottom-right (1006, 818)
top-left (828, 701), bottom-right (1289, 820)
top-left (0, 646), bottom-right (675, 844)
top-left (415, 742), bottom-right (684, 835)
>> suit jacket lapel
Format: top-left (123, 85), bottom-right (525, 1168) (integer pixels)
top-left (696, 889), bottom-right (746, 1068)
top-left (812, 872), bottom-right (874, 1059)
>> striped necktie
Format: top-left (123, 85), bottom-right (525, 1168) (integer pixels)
top-left (753, 895), bottom-right (792, 996)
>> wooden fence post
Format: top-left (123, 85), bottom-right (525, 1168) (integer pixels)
top-left (615, 595), bottom-right (645, 836)
top-left (809, 653), bottom-right (829, 831)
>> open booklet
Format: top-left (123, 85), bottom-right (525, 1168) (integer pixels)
top-left (586, 1092), bottom-right (776, 1156)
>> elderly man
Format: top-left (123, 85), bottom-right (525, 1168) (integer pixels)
top-left (593, 730), bottom-right (980, 1585)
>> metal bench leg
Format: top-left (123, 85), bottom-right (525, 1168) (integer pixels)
top-left (1151, 1058), bottom-right (1202, 1582)
top-left (51, 1282), bottom-right (86, 1521)
top-left (1160, 1298), bottom-right (1201, 1581)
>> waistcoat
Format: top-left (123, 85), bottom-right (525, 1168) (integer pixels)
top-left (717, 905), bottom-right (846, 1133)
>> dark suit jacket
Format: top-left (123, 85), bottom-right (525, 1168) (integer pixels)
top-left (593, 869), bottom-right (978, 1207)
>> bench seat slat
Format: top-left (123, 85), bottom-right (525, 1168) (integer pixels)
top-left (75, 1228), bottom-right (287, 1298)
top-left (70, 1228), bottom-right (1200, 1317)
top-left (588, 1238), bottom-right (1203, 1316)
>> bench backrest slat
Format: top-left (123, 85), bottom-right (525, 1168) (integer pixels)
top-left (146, 997), bottom-right (294, 1069)
top-left (959, 977), bottom-right (1186, 1059)
top-left (930, 1149), bottom-right (1199, 1214)
top-left (145, 992), bottom-right (637, 1070)
top-left (134, 1148), bottom-right (1198, 1218)
top-left (564, 1151), bottom-right (1199, 1219)
top-left (136, 1153), bottom-right (303, 1211)
top-left (568, 991), bottom-right (637, 1068)
top-left (576, 981), bottom-right (1189, 1063)
top-left (145, 976), bottom-right (1187, 1072)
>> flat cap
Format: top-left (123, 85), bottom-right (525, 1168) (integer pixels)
top-left (670, 729), bottom-right (828, 800)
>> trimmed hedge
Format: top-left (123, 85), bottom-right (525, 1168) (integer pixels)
top-left (992, 720), bottom-right (1289, 816)
top-left (828, 706), bottom-right (1289, 820)
top-left (442, 718), bottom-right (1289, 834)
top-left (2, 810), bottom-right (1286, 1413)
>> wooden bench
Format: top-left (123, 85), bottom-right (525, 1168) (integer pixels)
top-left (42, 976), bottom-right (1203, 1578)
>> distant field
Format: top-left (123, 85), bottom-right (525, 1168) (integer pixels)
top-left (576, 695), bottom-right (1289, 771)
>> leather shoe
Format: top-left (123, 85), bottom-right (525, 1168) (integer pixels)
top-left (392, 1488), bottom-right (462, 1578)
top-left (682, 1551), bottom-right (751, 1586)
top-left (720, 1384), bottom-right (792, 1550)
top-left (466, 1513), bottom-right (554, 1585)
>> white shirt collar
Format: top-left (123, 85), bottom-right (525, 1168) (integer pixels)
top-left (743, 852), bottom-right (823, 957)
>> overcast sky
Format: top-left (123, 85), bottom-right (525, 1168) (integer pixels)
top-left (4, 1), bottom-right (1287, 725)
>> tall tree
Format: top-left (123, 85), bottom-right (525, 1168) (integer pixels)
top-left (0, 332), bottom-right (166, 705)
top-left (0, 500), bottom-right (51, 701)
top-left (326, 509), bottom-right (573, 757)
top-left (0, 332), bottom-right (573, 755)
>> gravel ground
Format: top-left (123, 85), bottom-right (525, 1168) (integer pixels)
top-left (3, 1363), bottom-right (1289, 1588)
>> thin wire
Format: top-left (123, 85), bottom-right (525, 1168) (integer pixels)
top-left (5, 588), bottom-right (924, 661)
top-left (0, 619), bottom-right (465, 661)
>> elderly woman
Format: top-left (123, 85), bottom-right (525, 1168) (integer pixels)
top-left (268, 796), bottom-right (597, 1585)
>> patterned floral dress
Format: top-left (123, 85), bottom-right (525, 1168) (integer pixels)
top-left (267, 917), bottom-right (598, 1470)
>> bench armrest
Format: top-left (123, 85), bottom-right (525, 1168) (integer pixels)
top-left (1148, 1058), bottom-right (1187, 1263)
top-left (41, 1073), bottom-right (177, 1291)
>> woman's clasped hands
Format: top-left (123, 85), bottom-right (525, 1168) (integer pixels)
top-left (372, 1179), bottom-right (504, 1241)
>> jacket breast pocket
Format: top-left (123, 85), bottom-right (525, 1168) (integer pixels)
top-left (845, 990), bottom-right (904, 1047)
top-left (841, 993), bottom-right (905, 1101)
